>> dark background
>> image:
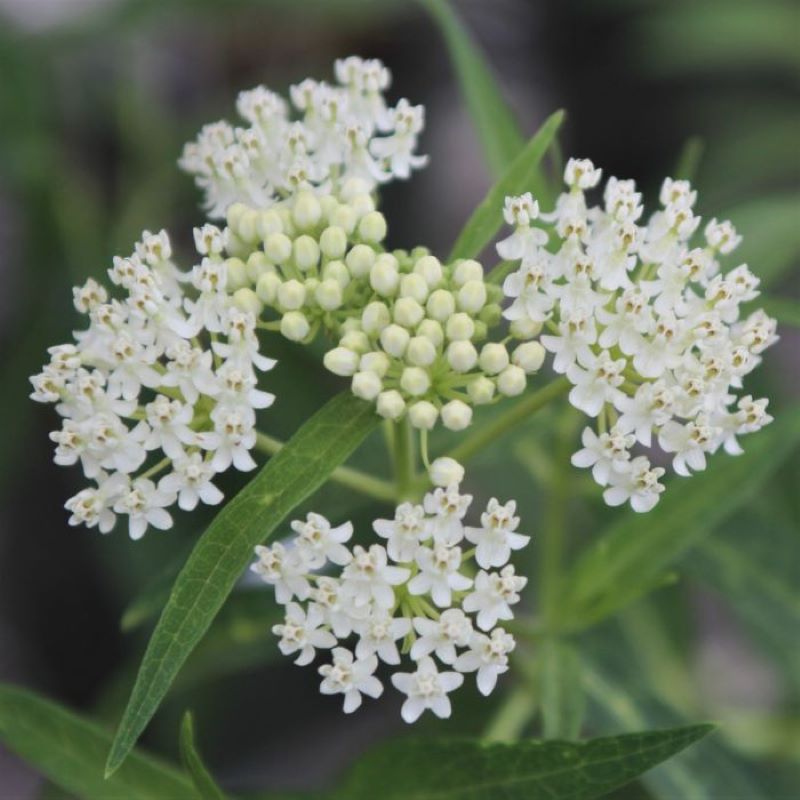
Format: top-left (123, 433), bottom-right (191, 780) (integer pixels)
top-left (1, 0), bottom-right (798, 797)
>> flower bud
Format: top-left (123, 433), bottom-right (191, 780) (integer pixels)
top-left (246, 251), bottom-right (274, 283)
top-left (225, 257), bottom-right (249, 291)
top-left (453, 259), bottom-right (484, 286)
top-left (447, 340), bottom-right (478, 372)
top-left (467, 376), bottom-right (496, 404)
top-left (340, 330), bottom-right (370, 354)
top-left (315, 278), bottom-right (343, 310)
top-left (426, 289), bottom-right (456, 322)
top-left (473, 320), bottom-right (488, 341)
top-left (256, 272), bottom-right (281, 304)
top-left (293, 235), bottom-right (320, 272)
top-left (277, 279), bottom-right (306, 311)
top-left (352, 370), bottom-right (383, 401)
top-left (409, 401), bottom-right (438, 430)
top-left (399, 273), bottom-right (429, 303)
top-left (319, 226), bottom-right (348, 260)
top-left (479, 343), bottom-right (510, 375)
top-left (358, 211), bottom-right (388, 243)
top-left (265, 232), bottom-right (292, 264)
top-left (406, 335), bottom-right (437, 367)
top-left (497, 364), bottom-right (526, 396)
top-left (322, 260), bottom-right (350, 288)
top-left (510, 318), bottom-right (543, 339)
top-left (417, 319), bottom-right (444, 348)
top-left (513, 341), bottom-right (546, 373)
top-left (350, 193), bottom-right (376, 217)
top-left (341, 177), bottom-right (371, 201)
top-left (324, 347), bottom-right (359, 376)
top-left (441, 399), bottom-right (473, 431)
top-left (413, 255), bottom-right (443, 288)
top-left (346, 243), bottom-right (376, 278)
top-left (256, 209), bottom-right (283, 239)
top-left (280, 311), bottom-right (310, 342)
top-left (377, 390), bottom-right (406, 420)
top-left (292, 191), bottom-right (322, 230)
top-left (370, 256), bottom-right (399, 297)
top-left (446, 313), bottom-right (475, 342)
top-left (394, 297), bottom-right (425, 328)
top-left (457, 280), bottom-right (487, 313)
top-left (360, 351), bottom-right (390, 377)
top-left (236, 209), bottom-right (260, 243)
top-left (226, 202), bottom-right (248, 232)
top-left (479, 303), bottom-right (503, 327)
top-left (328, 203), bottom-right (358, 234)
top-left (362, 301), bottom-right (391, 335)
top-left (380, 323), bottom-right (410, 358)
top-left (429, 457), bottom-right (465, 487)
top-left (400, 367), bottom-right (431, 396)
top-left (232, 288), bottom-right (262, 316)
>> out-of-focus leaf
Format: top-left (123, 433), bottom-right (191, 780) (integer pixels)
top-left (756, 295), bottom-right (800, 327)
top-left (539, 639), bottom-right (585, 740)
top-left (106, 393), bottom-right (379, 777)
top-left (562, 406), bottom-right (800, 630)
top-left (179, 713), bottom-right (226, 800)
top-left (726, 194), bottom-right (800, 288)
top-left (419, 0), bottom-right (524, 177)
top-left (673, 136), bottom-right (704, 182)
top-left (121, 548), bottom-right (192, 631)
top-left (448, 110), bottom-right (565, 262)
top-left (0, 684), bottom-right (196, 800)
top-left (333, 727), bottom-right (713, 800)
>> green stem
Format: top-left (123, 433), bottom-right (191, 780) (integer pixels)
top-left (483, 684), bottom-right (537, 742)
top-left (392, 418), bottom-right (416, 501)
top-left (254, 432), bottom-right (396, 503)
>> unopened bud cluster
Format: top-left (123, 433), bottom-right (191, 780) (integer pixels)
top-left (251, 481), bottom-right (530, 722)
top-left (500, 158), bottom-right (777, 511)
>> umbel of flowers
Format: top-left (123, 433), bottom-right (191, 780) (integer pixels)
top-left (251, 482), bottom-right (529, 722)
top-left (500, 159), bottom-right (777, 511)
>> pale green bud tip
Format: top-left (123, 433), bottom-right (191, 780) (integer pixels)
top-left (479, 343), bottom-right (510, 375)
top-left (292, 191), bottom-right (322, 230)
top-left (264, 233), bottom-right (292, 264)
top-left (324, 347), bottom-right (359, 377)
top-left (513, 341), bottom-right (546, 373)
top-left (352, 370), bottom-right (383, 401)
top-left (377, 389), bottom-right (406, 420)
top-left (293, 235), bottom-right (320, 272)
top-left (445, 313), bottom-right (475, 342)
top-left (232, 287), bottom-right (262, 316)
top-left (316, 278), bottom-right (343, 310)
top-left (380, 324), bottom-right (410, 358)
top-left (400, 366), bottom-right (431, 396)
top-left (406, 336), bottom-right (437, 367)
top-left (362, 301), bottom-right (391, 335)
top-left (280, 311), bottom-right (310, 342)
top-left (225, 257), bottom-right (249, 291)
top-left (427, 289), bottom-right (456, 322)
top-left (408, 400), bottom-right (438, 430)
top-left (319, 226), bottom-right (348, 259)
top-left (467, 375), bottom-right (496, 405)
top-left (358, 211), bottom-right (388, 243)
top-left (441, 399), bottom-right (473, 431)
top-left (277, 279), bottom-right (306, 311)
top-left (346, 244), bottom-right (376, 278)
top-left (360, 351), bottom-right (390, 377)
top-left (453, 259), bottom-right (484, 286)
top-left (429, 456), bottom-right (465, 487)
top-left (497, 364), bottom-right (526, 396)
top-left (256, 272), bottom-right (281, 304)
top-left (447, 340), bottom-right (478, 373)
top-left (394, 297), bottom-right (425, 328)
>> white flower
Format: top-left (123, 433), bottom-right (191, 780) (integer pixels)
top-left (319, 648), bottom-right (383, 713)
top-left (463, 565), bottom-right (527, 631)
top-left (566, 351), bottom-right (626, 417)
top-left (658, 416), bottom-right (721, 477)
top-left (373, 502), bottom-right (428, 563)
top-left (251, 542), bottom-right (311, 603)
top-left (454, 627), bottom-right (515, 696)
top-left (113, 477), bottom-right (174, 540)
top-left (159, 452), bottom-right (223, 511)
top-left (570, 426), bottom-right (634, 486)
top-left (310, 577), bottom-right (366, 639)
top-left (354, 609), bottom-right (411, 665)
top-left (423, 484), bottom-right (472, 546)
top-left (64, 471), bottom-right (127, 533)
top-left (292, 513), bottom-right (353, 569)
top-left (410, 609), bottom-right (473, 664)
top-left (137, 395), bottom-right (196, 460)
top-left (200, 406), bottom-right (257, 472)
top-left (391, 656), bottom-right (464, 723)
top-left (465, 498), bottom-right (529, 569)
top-left (408, 544), bottom-right (472, 608)
top-left (341, 544), bottom-right (410, 609)
top-left (603, 456), bottom-right (665, 513)
top-left (272, 602), bottom-right (336, 665)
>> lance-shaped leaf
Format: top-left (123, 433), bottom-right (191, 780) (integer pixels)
top-left (106, 392), bottom-right (379, 776)
top-left (561, 405), bottom-right (800, 630)
top-left (0, 684), bottom-right (196, 800)
top-left (333, 726), bottom-right (713, 800)
top-left (419, 0), bottom-right (524, 177)
top-left (448, 110), bottom-right (565, 263)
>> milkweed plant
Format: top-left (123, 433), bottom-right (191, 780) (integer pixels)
top-left (29, 55), bottom-right (778, 726)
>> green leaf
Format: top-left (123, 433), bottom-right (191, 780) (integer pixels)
top-left (334, 727), bottom-right (713, 800)
top-left (539, 639), bottom-right (586, 740)
top-left (448, 110), bottom-right (565, 263)
top-left (562, 405), bottom-right (800, 630)
top-left (107, 392), bottom-right (379, 776)
top-left (0, 684), bottom-right (196, 800)
top-left (672, 136), bottom-right (704, 182)
top-left (419, 0), bottom-right (524, 177)
top-left (179, 713), bottom-right (226, 800)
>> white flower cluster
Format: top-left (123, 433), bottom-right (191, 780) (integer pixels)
top-left (29, 229), bottom-right (277, 539)
top-left (500, 159), bottom-right (777, 512)
top-left (251, 482), bottom-right (530, 722)
top-left (179, 56), bottom-right (427, 219)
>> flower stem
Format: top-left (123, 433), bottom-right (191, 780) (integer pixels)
top-left (392, 418), bottom-right (416, 501)
top-left (483, 684), bottom-right (537, 742)
top-left (254, 431), bottom-right (396, 503)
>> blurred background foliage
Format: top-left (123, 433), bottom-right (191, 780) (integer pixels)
top-left (0, 0), bottom-right (798, 797)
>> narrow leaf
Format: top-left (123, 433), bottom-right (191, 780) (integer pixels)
top-left (562, 406), bottom-right (800, 630)
top-left (179, 712), bottom-right (226, 800)
top-left (334, 727), bottom-right (713, 800)
top-left (539, 639), bottom-right (585, 740)
top-left (448, 110), bottom-right (565, 262)
top-left (107, 392), bottom-right (379, 776)
top-left (0, 684), bottom-right (196, 800)
top-left (419, 0), bottom-right (524, 176)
